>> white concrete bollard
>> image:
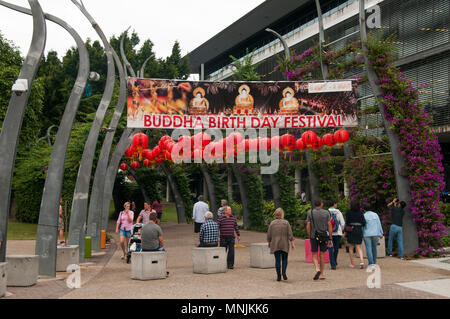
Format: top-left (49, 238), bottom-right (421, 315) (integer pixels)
top-left (359, 238), bottom-right (386, 259)
top-left (250, 243), bottom-right (275, 268)
top-left (192, 247), bottom-right (227, 274)
top-left (131, 251), bottom-right (166, 280)
top-left (6, 255), bottom-right (39, 286)
top-left (0, 262), bottom-right (7, 297)
top-left (56, 245), bottom-right (79, 272)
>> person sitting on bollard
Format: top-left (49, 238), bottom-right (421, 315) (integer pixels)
top-left (198, 211), bottom-right (219, 247)
top-left (141, 212), bottom-right (169, 277)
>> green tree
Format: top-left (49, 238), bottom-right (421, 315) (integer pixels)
top-left (230, 48), bottom-right (260, 81)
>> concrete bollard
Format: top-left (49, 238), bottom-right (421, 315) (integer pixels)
top-left (192, 247), bottom-right (227, 274)
top-left (85, 236), bottom-right (91, 258)
top-left (6, 255), bottom-right (39, 287)
top-left (100, 230), bottom-right (106, 249)
top-left (359, 238), bottom-right (386, 259)
top-left (131, 251), bottom-right (166, 280)
top-left (250, 243), bottom-right (275, 268)
top-left (0, 262), bottom-right (6, 297)
top-left (56, 245), bottom-right (79, 272)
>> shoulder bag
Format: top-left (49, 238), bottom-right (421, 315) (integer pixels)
top-left (311, 210), bottom-right (329, 243)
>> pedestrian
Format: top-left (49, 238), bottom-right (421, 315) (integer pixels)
top-left (217, 199), bottom-right (227, 217)
top-left (198, 211), bottom-right (219, 247)
top-left (192, 195), bottom-right (209, 234)
top-left (328, 200), bottom-right (345, 270)
top-left (58, 197), bottom-right (65, 245)
top-left (217, 206), bottom-right (240, 269)
top-left (141, 212), bottom-right (169, 277)
top-left (386, 198), bottom-right (406, 259)
top-left (115, 202), bottom-right (134, 260)
top-left (306, 198), bottom-right (333, 280)
top-left (131, 200), bottom-right (136, 212)
top-left (136, 201), bottom-right (156, 225)
top-left (267, 208), bottom-right (295, 281)
top-left (301, 191), bottom-right (307, 205)
top-left (362, 203), bottom-right (384, 267)
top-left (152, 197), bottom-right (163, 222)
top-left (344, 199), bottom-right (366, 269)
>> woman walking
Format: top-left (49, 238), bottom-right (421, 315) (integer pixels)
top-left (362, 203), bottom-right (383, 267)
top-left (344, 200), bottom-right (366, 269)
top-left (116, 202), bottom-right (134, 260)
top-left (267, 208), bottom-right (295, 281)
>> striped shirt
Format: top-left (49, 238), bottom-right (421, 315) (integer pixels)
top-left (217, 215), bottom-right (240, 238)
top-left (199, 220), bottom-right (219, 244)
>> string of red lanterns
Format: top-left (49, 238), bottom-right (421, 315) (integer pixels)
top-left (119, 129), bottom-right (350, 171)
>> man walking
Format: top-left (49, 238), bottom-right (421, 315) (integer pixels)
top-left (328, 200), bottom-right (345, 270)
top-left (306, 198), bottom-right (333, 280)
top-left (193, 195), bottom-right (209, 234)
top-left (387, 198), bottom-right (406, 259)
top-left (217, 206), bottom-right (240, 269)
top-left (198, 212), bottom-right (219, 247)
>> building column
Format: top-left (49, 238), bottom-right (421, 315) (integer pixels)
top-left (166, 179), bottom-right (170, 202)
top-left (295, 168), bottom-right (301, 195)
top-left (227, 167), bottom-right (233, 203)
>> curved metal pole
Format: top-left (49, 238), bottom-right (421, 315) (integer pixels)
top-left (0, 4), bottom-right (93, 276)
top-left (100, 128), bottom-right (136, 232)
top-left (68, 0), bottom-right (116, 261)
top-left (87, 47), bottom-right (126, 252)
top-left (139, 56), bottom-right (152, 78)
top-left (314, 0), bottom-right (329, 80)
top-left (120, 28), bottom-right (136, 77)
top-left (265, 28), bottom-right (290, 59)
top-left (199, 164), bottom-right (217, 218)
top-left (0, 0), bottom-right (46, 262)
top-left (359, 0), bottom-right (416, 253)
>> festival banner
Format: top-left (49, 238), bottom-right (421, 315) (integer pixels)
top-left (127, 78), bottom-right (358, 129)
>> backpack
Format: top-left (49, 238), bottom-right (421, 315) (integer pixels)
top-left (330, 212), bottom-right (339, 232)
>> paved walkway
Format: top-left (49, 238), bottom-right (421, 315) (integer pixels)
top-left (3, 221), bottom-right (450, 299)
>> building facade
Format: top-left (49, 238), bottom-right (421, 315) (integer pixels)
top-left (188, 0), bottom-right (450, 188)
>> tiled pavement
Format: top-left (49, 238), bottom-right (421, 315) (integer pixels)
top-left (3, 221), bottom-right (450, 299)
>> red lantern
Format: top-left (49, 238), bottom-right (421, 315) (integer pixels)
top-left (334, 129), bottom-right (349, 145)
top-left (280, 134), bottom-right (296, 152)
top-left (164, 150), bottom-right (172, 162)
top-left (120, 163), bottom-right (128, 171)
top-left (312, 136), bottom-right (323, 150)
top-left (132, 133), bottom-right (149, 161)
top-left (143, 159), bottom-right (151, 167)
top-left (322, 133), bottom-right (336, 148)
top-left (295, 139), bottom-right (306, 152)
top-left (130, 161), bottom-right (140, 169)
top-left (142, 148), bottom-right (153, 160)
top-left (125, 145), bottom-right (136, 159)
top-left (152, 146), bottom-right (161, 158)
top-left (302, 130), bottom-right (318, 147)
top-left (158, 135), bottom-right (172, 149)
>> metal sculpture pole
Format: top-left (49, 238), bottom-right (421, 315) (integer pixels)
top-left (314, 0), bottom-right (329, 79)
top-left (100, 128), bottom-right (136, 232)
top-left (87, 45), bottom-right (126, 252)
top-left (68, 0), bottom-right (116, 261)
top-left (120, 28), bottom-right (136, 77)
top-left (0, 0), bottom-right (46, 262)
top-left (0, 1), bottom-right (91, 276)
top-left (139, 56), bottom-right (152, 78)
top-left (359, 0), bottom-right (417, 253)
top-left (265, 28), bottom-right (290, 60)
top-left (199, 164), bottom-right (217, 217)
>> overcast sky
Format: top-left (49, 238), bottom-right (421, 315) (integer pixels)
top-left (0, 0), bottom-right (264, 61)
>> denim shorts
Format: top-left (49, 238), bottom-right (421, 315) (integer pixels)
top-left (120, 229), bottom-right (131, 237)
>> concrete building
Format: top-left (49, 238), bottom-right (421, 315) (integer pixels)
top-left (187, 0), bottom-right (450, 189)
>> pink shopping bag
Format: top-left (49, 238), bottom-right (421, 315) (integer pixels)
top-left (305, 239), bottom-right (330, 263)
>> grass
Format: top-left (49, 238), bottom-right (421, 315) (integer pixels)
top-left (7, 220), bottom-right (38, 240)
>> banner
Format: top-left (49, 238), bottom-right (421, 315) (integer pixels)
top-left (127, 78), bottom-right (358, 129)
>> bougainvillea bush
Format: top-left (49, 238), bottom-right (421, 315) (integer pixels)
top-left (365, 33), bottom-right (446, 255)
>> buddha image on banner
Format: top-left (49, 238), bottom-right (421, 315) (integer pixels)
top-left (127, 78), bottom-right (358, 129)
